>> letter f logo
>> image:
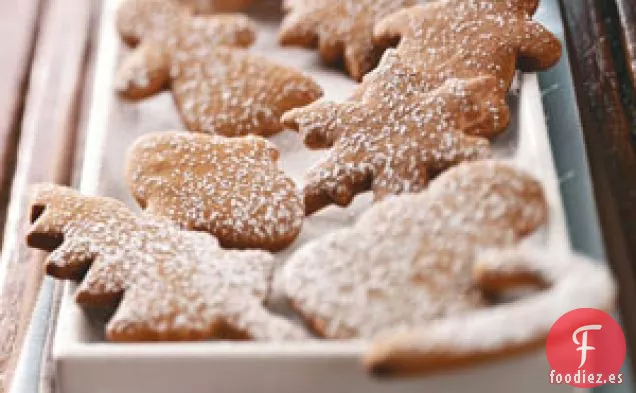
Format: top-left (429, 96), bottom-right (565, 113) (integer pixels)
top-left (573, 325), bottom-right (602, 368)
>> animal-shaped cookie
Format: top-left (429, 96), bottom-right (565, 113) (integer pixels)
top-left (283, 161), bottom-right (548, 339)
top-left (116, 0), bottom-right (323, 137)
top-left (283, 53), bottom-right (508, 214)
top-left (365, 246), bottom-right (617, 376)
top-left (370, 0), bottom-right (562, 94)
top-left (126, 132), bottom-right (303, 251)
top-left (279, 0), bottom-right (416, 80)
top-left (26, 184), bottom-right (308, 341)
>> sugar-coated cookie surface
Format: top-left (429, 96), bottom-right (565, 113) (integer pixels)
top-left (371, 0), bottom-right (562, 94)
top-left (283, 161), bottom-right (548, 339)
top-left (365, 246), bottom-right (617, 377)
top-left (26, 184), bottom-right (308, 341)
top-left (279, 0), bottom-right (416, 81)
top-left (117, 0), bottom-right (255, 48)
top-left (126, 132), bottom-right (304, 251)
top-left (283, 52), bottom-right (509, 214)
top-left (115, 0), bottom-right (323, 137)
top-left (117, 0), bottom-right (255, 43)
top-left (181, 0), bottom-right (255, 13)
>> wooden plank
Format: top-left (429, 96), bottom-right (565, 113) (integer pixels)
top-left (559, 0), bottom-right (636, 380)
top-left (616, 0), bottom-right (636, 88)
top-left (0, 0), bottom-right (43, 241)
top-left (0, 0), bottom-right (96, 391)
top-left (34, 4), bottom-right (104, 393)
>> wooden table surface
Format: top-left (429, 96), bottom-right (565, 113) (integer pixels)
top-left (0, 0), bottom-right (634, 392)
top-left (558, 0), bottom-right (636, 381)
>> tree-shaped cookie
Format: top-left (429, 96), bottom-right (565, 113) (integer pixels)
top-left (279, 0), bottom-right (416, 81)
top-left (365, 246), bottom-right (616, 377)
top-left (126, 132), bottom-right (303, 251)
top-left (283, 161), bottom-right (549, 340)
top-left (116, 0), bottom-right (323, 137)
top-left (26, 184), bottom-right (308, 341)
top-left (282, 52), bottom-right (508, 214)
top-left (370, 0), bottom-right (561, 94)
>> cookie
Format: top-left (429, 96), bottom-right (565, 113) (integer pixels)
top-left (283, 55), bottom-right (508, 214)
top-left (181, 0), bottom-right (255, 13)
top-left (117, 0), bottom-right (192, 47)
top-left (26, 184), bottom-right (308, 341)
top-left (126, 131), bottom-right (303, 251)
top-left (283, 161), bottom-right (548, 339)
top-left (279, 0), bottom-right (416, 81)
top-left (116, 0), bottom-right (257, 46)
top-left (365, 246), bottom-right (617, 377)
top-left (115, 0), bottom-right (323, 137)
top-left (370, 0), bottom-right (562, 94)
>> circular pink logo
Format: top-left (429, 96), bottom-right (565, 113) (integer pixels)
top-left (546, 308), bottom-right (626, 387)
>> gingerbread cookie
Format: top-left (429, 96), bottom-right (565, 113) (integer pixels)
top-left (117, 0), bottom-right (192, 47)
top-left (370, 0), bottom-right (562, 94)
top-left (117, 0), bottom-right (255, 45)
top-left (283, 161), bottom-right (548, 339)
top-left (279, 0), bottom-right (416, 81)
top-left (283, 54), bottom-right (508, 214)
top-left (116, 0), bottom-right (257, 48)
top-left (115, 0), bottom-right (323, 137)
top-left (181, 0), bottom-right (255, 13)
top-left (365, 246), bottom-right (617, 377)
top-left (26, 184), bottom-right (308, 341)
top-left (126, 131), bottom-right (303, 251)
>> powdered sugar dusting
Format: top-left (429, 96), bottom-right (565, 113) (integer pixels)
top-left (117, 0), bottom-right (191, 46)
top-left (117, 0), bottom-right (256, 47)
top-left (279, 0), bottom-right (416, 80)
top-left (283, 161), bottom-right (548, 339)
top-left (283, 51), bottom-right (509, 214)
top-left (370, 0), bottom-right (561, 95)
top-left (127, 132), bottom-right (304, 251)
top-left (115, 0), bottom-right (323, 137)
top-left (365, 246), bottom-right (616, 374)
top-left (170, 47), bottom-right (323, 137)
top-left (180, 0), bottom-right (255, 13)
top-left (28, 184), bottom-right (308, 341)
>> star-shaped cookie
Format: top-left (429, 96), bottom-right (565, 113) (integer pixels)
top-left (115, 0), bottom-right (323, 137)
top-left (26, 184), bottom-right (308, 341)
top-left (279, 0), bottom-right (416, 80)
top-left (126, 132), bottom-right (304, 251)
top-left (283, 52), bottom-right (508, 214)
top-left (370, 0), bottom-right (562, 94)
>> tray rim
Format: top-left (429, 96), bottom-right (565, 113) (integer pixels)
top-left (56, 0), bottom-right (569, 360)
top-left (50, 0), bottom-right (574, 381)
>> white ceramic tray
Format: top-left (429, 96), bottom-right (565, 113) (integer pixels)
top-left (51, 0), bottom-right (576, 392)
